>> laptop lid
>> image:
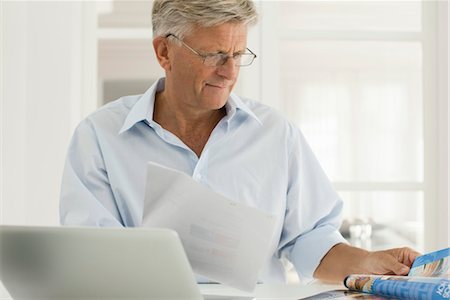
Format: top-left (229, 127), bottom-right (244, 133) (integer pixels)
top-left (0, 225), bottom-right (203, 300)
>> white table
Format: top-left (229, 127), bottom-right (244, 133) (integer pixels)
top-left (0, 280), bottom-right (343, 300)
top-left (199, 282), bottom-right (345, 300)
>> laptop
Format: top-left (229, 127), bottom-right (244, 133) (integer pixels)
top-left (0, 225), bottom-right (253, 300)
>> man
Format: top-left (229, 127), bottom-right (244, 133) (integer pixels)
top-left (60, 0), bottom-right (419, 284)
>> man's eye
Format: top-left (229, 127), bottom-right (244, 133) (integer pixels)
top-left (205, 53), bottom-right (222, 58)
top-left (215, 54), bottom-right (229, 60)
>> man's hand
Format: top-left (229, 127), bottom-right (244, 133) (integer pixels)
top-left (313, 243), bottom-right (421, 283)
top-left (360, 247), bottom-right (421, 276)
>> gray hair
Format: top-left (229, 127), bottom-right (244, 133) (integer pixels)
top-left (151, 0), bottom-right (258, 40)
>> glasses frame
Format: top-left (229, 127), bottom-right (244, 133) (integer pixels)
top-left (165, 33), bottom-right (257, 67)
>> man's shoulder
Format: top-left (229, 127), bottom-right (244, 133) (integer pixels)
top-left (75, 94), bottom-right (143, 135)
top-left (236, 96), bottom-right (302, 144)
top-left (238, 97), bottom-right (294, 127)
top-left (92, 95), bottom-right (141, 119)
top-left (88, 94), bottom-right (142, 123)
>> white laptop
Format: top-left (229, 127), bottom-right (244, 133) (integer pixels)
top-left (0, 225), bottom-right (253, 300)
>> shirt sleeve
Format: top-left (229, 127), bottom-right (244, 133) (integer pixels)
top-left (59, 119), bottom-right (123, 227)
top-left (278, 127), bottom-right (348, 282)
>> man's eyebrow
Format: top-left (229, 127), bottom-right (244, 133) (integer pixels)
top-left (213, 48), bottom-right (247, 55)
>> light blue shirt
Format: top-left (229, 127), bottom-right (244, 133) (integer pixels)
top-left (60, 77), bottom-right (346, 283)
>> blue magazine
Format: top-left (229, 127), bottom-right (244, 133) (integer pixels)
top-left (344, 248), bottom-right (450, 300)
top-left (301, 248), bottom-right (450, 299)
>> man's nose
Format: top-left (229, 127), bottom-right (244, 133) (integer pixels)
top-left (216, 57), bottom-right (239, 79)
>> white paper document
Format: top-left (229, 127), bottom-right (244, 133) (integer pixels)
top-left (142, 162), bottom-right (277, 292)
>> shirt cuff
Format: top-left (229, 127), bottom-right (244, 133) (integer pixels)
top-left (289, 225), bottom-right (348, 282)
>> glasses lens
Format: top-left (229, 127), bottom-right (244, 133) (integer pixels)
top-left (204, 54), bottom-right (224, 67)
top-left (239, 54), bottom-right (255, 66)
top-left (203, 53), bottom-right (255, 67)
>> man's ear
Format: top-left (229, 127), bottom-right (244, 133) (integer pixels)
top-left (153, 36), bottom-right (171, 71)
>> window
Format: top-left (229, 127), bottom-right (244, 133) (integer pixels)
top-left (238, 1), bottom-right (445, 252)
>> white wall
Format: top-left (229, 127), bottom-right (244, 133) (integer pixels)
top-left (1, 2), bottom-right (97, 297)
top-left (422, 0), bottom-right (449, 250)
top-left (436, 0), bottom-right (450, 248)
top-left (1, 2), bottom-right (96, 226)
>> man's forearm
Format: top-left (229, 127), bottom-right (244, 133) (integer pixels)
top-left (313, 243), bottom-right (371, 283)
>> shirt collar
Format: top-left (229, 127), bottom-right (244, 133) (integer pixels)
top-left (227, 93), bottom-right (262, 126)
top-left (119, 78), bottom-right (163, 134)
top-left (119, 77), bottom-right (262, 134)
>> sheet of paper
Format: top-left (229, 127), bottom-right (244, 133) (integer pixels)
top-left (142, 162), bottom-right (277, 292)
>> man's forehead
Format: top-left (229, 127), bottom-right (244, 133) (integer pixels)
top-left (187, 22), bottom-right (247, 38)
top-left (184, 23), bottom-right (248, 48)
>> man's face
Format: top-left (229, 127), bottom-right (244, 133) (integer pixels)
top-left (167, 22), bottom-right (248, 112)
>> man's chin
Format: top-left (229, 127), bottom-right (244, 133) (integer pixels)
top-left (208, 100), bottom-right (228, 110)
top-left (203, 94), bottom-right (230, 109)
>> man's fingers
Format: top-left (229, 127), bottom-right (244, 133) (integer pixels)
top-left (391, 247), bottom-right (421, 266)
top-left (404, 248), bottom-right (421, 265)
top-left (381, 254), bottom-right (411, 275)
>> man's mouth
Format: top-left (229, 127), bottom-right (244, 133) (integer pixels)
top-left (206, 83), bottom-right (226, 89)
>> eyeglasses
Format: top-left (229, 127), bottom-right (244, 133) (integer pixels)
top-left (166, 33), bottom-right (257, 67)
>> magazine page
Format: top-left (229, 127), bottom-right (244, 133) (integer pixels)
top-left (299, 289), bottom-right (392, 299)
top-left (408, 248), bottom-right (450, 278)
top-left (344, 274), bottom-right (450, 300)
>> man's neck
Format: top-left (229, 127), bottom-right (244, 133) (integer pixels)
top-left (153, 90), bottom-right (226, 157)
top-left (154, 91), bottom-right (225, 132)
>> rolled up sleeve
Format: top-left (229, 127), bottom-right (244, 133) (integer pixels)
top-left (278, 128), bottom-right (347, 282)
top-left (289, 224), bottom-right (347, 281)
